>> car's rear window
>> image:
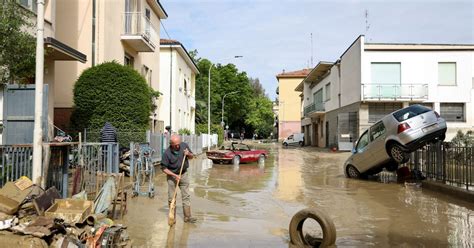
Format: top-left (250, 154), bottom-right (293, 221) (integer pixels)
top-left (393, 105), bottom-right (431, 122)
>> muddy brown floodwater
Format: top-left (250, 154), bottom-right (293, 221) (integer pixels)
top-left (122, 144), bottom-right (474, 247)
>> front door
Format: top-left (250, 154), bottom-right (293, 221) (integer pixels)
top-left (312, 123), bottom-right (318, 147)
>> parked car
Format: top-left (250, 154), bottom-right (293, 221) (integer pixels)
top-left (206, 142), bottom-right (268, 165)
top-left (344, 104), bottom-right (447, 178)
top-left (282, 133), bottom-right (304, 147)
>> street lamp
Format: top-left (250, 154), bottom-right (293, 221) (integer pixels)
top-left (221, 91), bottom-right (239, 126)
top-left (208, 56), bottom-right (243, 151)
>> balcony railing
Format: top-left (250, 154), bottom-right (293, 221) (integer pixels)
top-left (122, 12), bottom-right (158, 52)
top-left (304, 102), bottom-right (325, 116)
top-left (361, 84), bottom-right (428, 101)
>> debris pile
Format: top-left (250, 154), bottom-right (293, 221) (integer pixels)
top-left (0, 177), bottom-right (131, 247)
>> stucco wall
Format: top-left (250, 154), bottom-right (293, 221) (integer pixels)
top-left (278, 77), bottom-right (304, 122)
top-left (340, 36), bottom-right (363, 107)
top-left (54, 0), bottom-right (162, 128)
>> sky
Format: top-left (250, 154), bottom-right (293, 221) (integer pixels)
top-left (159, 0), bottom-right (474, 100)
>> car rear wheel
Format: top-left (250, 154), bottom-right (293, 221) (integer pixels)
top-left (283, 142), bottom-right (288, 147)
top-left (233, 156), bottom-right (240, 166)
top-left (299, 141), bottom-right (303, 147)
top-left (346, 165), bottom-right (361, 179)
top-left (388, 143), bottom-right (409, 163)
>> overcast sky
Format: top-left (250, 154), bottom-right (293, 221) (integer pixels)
top-left (160, 0), bottom-right (474, 100)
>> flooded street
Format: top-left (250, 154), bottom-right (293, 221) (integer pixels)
top-left (123, 144), bottom-right (474, 247)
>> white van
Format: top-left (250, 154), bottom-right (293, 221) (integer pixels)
top-left (282, 133), bottom-right (304, 147)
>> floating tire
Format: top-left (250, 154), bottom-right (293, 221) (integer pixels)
top-left (289, 208), bottom-right (337, 248)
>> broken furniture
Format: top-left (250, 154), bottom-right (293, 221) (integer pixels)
top-left (95, 172), bottom-right (127, 219)
top-left (44, 199), bottom-right (93, 224)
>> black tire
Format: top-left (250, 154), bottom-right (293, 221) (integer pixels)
top-left (283, 142), bottom-right (288, 147)
top-left (388, 143), bottom-right (409, 163)
top-left (258, 154), bottom-right (265, 164)
top-left (233, 156), bottom-right (240, 166)
top-left (346, 165), bottom-right (361, 179)
top-left (289, 208), bottom-right (337, 248)
top-left (439, 134), bottom-right (446, 142)
top-left (299, 141), bottom-right (303, 147)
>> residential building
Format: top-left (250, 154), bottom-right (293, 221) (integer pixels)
top-left (276, 69), bottom-right (311, 140)
top-left (0, 1), bottom-right (86, 144)
top-left (159, 39), bottom-right (199, 133)
top-left (297, 35), bottom-right (474, 150)
top-left (54, 0), bottom-right (167, 130)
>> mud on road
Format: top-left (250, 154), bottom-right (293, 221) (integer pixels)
top-left (122, 144), bottom-right (474, 247)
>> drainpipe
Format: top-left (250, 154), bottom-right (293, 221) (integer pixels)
top-left (92, 0), bottom-right (96, 66)
top-left (32, 0), bottom-right (45, 186)
top-left (169, 45), bottom-right (173, 132)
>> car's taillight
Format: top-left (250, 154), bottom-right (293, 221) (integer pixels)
top-left (434, 111), bottom-right (440, 119)
top-left (398, 123), bottom-right (411, 133)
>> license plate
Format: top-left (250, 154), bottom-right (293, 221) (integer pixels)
top-left (422, 124), bottom-right (438, 133)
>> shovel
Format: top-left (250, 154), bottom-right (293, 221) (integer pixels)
top-left (168, 153), bottom-right (187, 226)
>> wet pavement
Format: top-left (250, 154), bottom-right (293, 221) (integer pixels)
top-left (122, 143), bottom-right (474, 247)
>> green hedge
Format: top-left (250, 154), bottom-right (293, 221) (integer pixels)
top-left (71, 61), bottom-right (154, 131)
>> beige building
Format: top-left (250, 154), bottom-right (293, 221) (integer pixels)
top-left (0, 1), bottom-right (86, 144)
top-left (276, 69), bottom-right (311, 140)
top-left (54, 0), bottom-right (168, 130)
top-left (159, 39), bottom-right (199, 133)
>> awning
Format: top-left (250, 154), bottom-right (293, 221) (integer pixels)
top-left (44, 37), bottom-right (87, 63)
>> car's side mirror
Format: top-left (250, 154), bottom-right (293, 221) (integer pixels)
top-left (351, 148), bottom-right (356, 154)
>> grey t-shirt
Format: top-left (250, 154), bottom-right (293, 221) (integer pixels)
top-left (161, 142), bottom-right (192, 174)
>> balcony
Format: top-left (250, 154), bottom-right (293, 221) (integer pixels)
top-left (304, 102), bottom-right (325, 117)
top-left (361, 84), bottom-right (428, 101)
top-left (121, 12), bottom-right (158, 52)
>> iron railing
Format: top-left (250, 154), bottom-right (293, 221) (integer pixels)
top-left (304, 102), bottom-right (325, 116)
top-left (361, 84), bottom-right (428, 101)
top-left (0, 145), bottom-right (33, 186)
top-left (408, 143), bottom-right (473, 191)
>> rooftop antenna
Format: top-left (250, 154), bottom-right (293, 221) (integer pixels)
top-left (310, 33), bottom-right (314, 67)
top-left (365, 9), bottom-right (371, 41)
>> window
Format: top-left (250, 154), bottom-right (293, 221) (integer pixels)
top-left (19, 0), bottom-right (37, 13)
top-left (325, 83), bottom-right (331, 101)
top-left (409, 102), bottom-right (433, 109)
top-left (184, 79), bottom-right (188, 94)
top-left (356, 130), bottom-right (369, 153)
top-left (313, 89), bottom-right (323, 104)
top-left (440, 103), bottom-right (465, 122)
top-left (124, 53), bottom-right (134, 67)
top-left (393, 105), bottom-right (430, 122)
top-left (371, 63), bottom-right (401, 85)
top-left (370, 121), bottom-right (386, 141)
top-left (438, 62), bottom-right (456, 86)
top-left (368, 103), bottom-right (402, 123)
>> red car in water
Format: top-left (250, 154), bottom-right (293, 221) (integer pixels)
top-left (206, 142), bottom-right (268, 165)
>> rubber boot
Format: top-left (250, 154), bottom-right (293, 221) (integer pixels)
top-left (183, 206), bottom-right (197, 223)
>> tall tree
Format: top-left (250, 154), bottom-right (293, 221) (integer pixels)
top-left (0, 0), bottom-right (36, 84)
top-left (193, 51), bottom-right (274, 137)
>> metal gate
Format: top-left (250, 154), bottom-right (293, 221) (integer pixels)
top-left (2, 84), bottom-right (48, 145)
top-left (337, 112), bottom-right (358, 151)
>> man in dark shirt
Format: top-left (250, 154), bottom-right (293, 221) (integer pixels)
top-left (161, 135), bottom-right (196, 223)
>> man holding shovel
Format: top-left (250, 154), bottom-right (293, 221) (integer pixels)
top-left (161, 135), bottom-right (197, 224)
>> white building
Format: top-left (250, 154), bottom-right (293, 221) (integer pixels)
top-left (296, 35), bottom-right (474, 150)
top-left (158, 39), bottom-right (199, 133)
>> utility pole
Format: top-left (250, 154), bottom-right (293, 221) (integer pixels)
top-left (33, 0), bottom-right (45, 186)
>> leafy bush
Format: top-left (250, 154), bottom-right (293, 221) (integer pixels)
top-left (178, 128), bottom-right (191, 135)
top-left (450, 130), bottom-right (474, 147)
top-left (71, 61), bottom-right (156, 132)
top-left (196, 123), bottom-right (224, 145)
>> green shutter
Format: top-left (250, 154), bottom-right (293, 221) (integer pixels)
top-left (438, 62), bottom-right (456, 86)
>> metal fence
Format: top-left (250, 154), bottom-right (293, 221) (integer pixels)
top-left (0, 145), bottom-right (33, 186)
top-left (146, 132), bottom-right (208, 163)
top-left (407, 143), bottom-right (474, 191)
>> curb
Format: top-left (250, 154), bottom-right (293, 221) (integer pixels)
top-left (422, 180), bottom-right (474, 203)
